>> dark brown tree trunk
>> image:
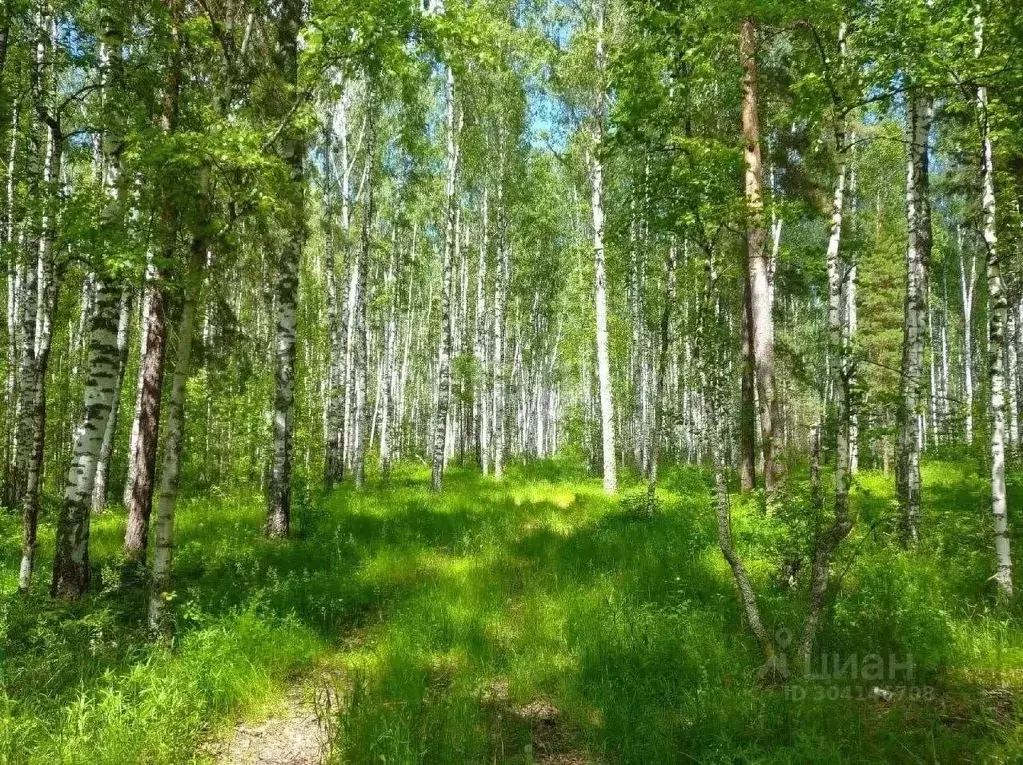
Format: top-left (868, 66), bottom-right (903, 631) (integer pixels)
top-left (123, 282), bottom-right (167, 561)
top-left (124, 0), bottom-right (179, 562)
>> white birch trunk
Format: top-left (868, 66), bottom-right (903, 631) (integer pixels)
top-left (897, 93), bottom-right (931, 545)
top-left (492, 169), bottom-right (508, 480)
top-left (352, 99), bottom-right (376, 490)
top-left (976, 10), bottom-right (1012, 595)
top-left (431, 67), bottom-right (458, 491)
top-left (589, 1), bottom-right (617, 494)
top-left (91, 287), bottom-right (131, 512)
top-left (959, 226), bottom-right (977, 444)
top-left (19, 22), bottom-right (61, 589)
top-left (266, 0), bottom-right (303, 536)
top-left (379, 229), bottom-right (398, 481)
top-left (51, 281), bottom-right (121, 597)
top-left (474, 192), bottom-right (490, 474)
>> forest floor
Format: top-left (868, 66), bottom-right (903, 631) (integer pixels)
top-left (3, 458), bottom-right (1023, 763)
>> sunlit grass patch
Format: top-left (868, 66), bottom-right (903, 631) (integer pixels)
top-left (4, 459), bottom-right (1023, 762)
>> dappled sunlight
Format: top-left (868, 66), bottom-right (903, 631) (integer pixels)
top-left (4, 460), bottom-right (1023, 762)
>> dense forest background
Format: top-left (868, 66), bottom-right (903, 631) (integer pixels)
top-left (3, 0), bottom-right (1023, 762)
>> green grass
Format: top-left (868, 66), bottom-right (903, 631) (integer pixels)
top-left (2, 459), bottom-right (1023, 763)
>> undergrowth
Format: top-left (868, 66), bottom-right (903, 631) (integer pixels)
top-left (1, 459), bottom-right (1022, 763)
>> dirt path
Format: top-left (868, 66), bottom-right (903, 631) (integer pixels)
top-left (207, 675), bottom-right (341, 765)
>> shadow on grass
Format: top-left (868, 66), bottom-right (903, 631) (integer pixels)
top-left (3, 461), bottom-right (1023, 763)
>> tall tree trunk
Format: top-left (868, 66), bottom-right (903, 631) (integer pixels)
top-left (3, 101), bottom-right (18, 502)
top-left (706, 305), bottom-right (777, 675)
top-left (740, 17), bottom-right (778, 496)
top-left (265, 0), bottom-right (304, 537)
top-left (740, 244), bottom-right (757, 492)
top-left (646, 242), bottom-right (677, 515)
top-left (124, 0), bottom-right (180, 562)
top-left (149, 242), bottom-right (201, 636)
top-left (19, 9), bottom-right (61, 591)
top-left (928, 293), bottom-right (939, 446)
top-left (123, 262), bottom-right (153, 506)
top-left (1007, 310), bottom-right (1019, 449)
top-left (431, 67), bottom-right (458, 492)
top-left (51, 280), bottom-right (121, 598)
top-left (590, 1), bottom-right (617, 495)
top-left (976, 11), bottom-right (1012, 595)
top-left (474, 191), bottom-right (490, 474)
top-left (492, 163), bottom-right (508, 480)
top-left (335, 84), bottom-right (355, 482)
top-left (323, 107), bottom-right (344, 490)
top-left (959, 227), bottom-right (977, 444)
top-left (92, 288), bottom-right (131, 512)
top-left (378, 230), bottom-right (399, 482)
top-left (353, 98), bottom-right (376, 489)
top-left (897, 94), bottom-right (932, 546)
top-left (123, 280), bottom-right (167, 559)
top-left (800, 105), bottom-right (855, 662)
top-left (847, 134), bottom-right (860, 475)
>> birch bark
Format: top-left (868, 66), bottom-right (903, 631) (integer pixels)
top-left (431, 67), bottom-right (458, 492)
top-left (976, 10), bottom-right (1012, 595)
top-left (897, 94), bottom-right (932, 546)
top-left (589, 0), bottom-right (617, 494)
top-left (266, 0), bottom-right (304, 537)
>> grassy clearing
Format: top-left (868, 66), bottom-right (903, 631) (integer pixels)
top-left (2, 459), bottom-right (1023, 763)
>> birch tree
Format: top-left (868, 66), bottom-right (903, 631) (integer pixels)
top-left (975, 9), bottom-right (1012, 595)
top-left (588, 0), bottom-right (617, 495)
top-left (431, 65), bottom-right (459, 492)
top-left (266, 0), bottom-right (305, 537)
top-left (352, 93), bottom-right (377, 490)
top-left (897, 94), bottom-right (932, 546)
top-left (51, 280), bottom-right (122, 597)
top-left (18, 1), bottom-right (61, 589)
